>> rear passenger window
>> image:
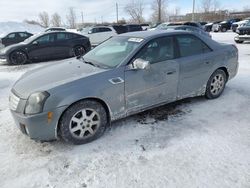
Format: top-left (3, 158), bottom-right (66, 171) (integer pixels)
top-left (176, 35), bottom-right (212, 57)
top-left (57, 33), bottom-right (67, 41)
top-left (19, 33), bottom-right (28, 37)
top-left (99, 28), bottom-right (112, 32)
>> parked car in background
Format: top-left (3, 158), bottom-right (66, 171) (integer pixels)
top-left (45, 27), bottom-right (66, 32)
top-left (9, 30), bottom-right (238, 144)
top-left (84, 25), bottom-right (143, 46)
top-left (140, 23), bottom-right (150, 30)
top-left (212, 19), bottom-right (241, 32)
top-left (150, 22), bottom-right (183, 30)
top-left (124, 24), bottom-right (143, 32)
top-left (85, 26), bottom-right (118, 46)
top-left (183, 22), bottom-right (203, 29)
top-left (0, 32), bottom-right (33, 47)
top-left (204, 21), bottom-right (221, 32)
top-left (199, 22), bottom-right (208, 29)
top-left (231, 18), bottom-right (250, 32)
top-left (0, 31), bottom-right (90, 65)
top-left (160, 25), bottom-right (211, 38)
top-left (234, 21), bottom-right (250, 43)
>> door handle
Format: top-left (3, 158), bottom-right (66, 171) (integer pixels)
top-left (166, 71), bottom-right (176, 75)
top-left (205, 61), bottom-right (210, 65)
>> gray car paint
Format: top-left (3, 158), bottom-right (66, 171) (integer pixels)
top-left (10, 30), bottom-right (238, 141)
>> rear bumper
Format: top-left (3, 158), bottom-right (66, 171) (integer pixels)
top-left (10, 106), bottom-right (68, 141)
top-left (235, 35), bottom-right (250, 42)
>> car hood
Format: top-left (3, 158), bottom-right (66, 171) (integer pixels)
top-left (13, 58), bottom-right (107, 99)
top-left (238, 26), bottom-right (250, 30)
top-left (0, 42), bottom-right (26, 54)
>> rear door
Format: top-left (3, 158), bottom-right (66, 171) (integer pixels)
top-left (125, 36), bottom-right (179, 113)
top-left (175, 34), bottom-right (214, 98)
top-left (53, 33), bottom-right (71, 58)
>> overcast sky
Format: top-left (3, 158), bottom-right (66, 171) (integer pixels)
top-left (0, 0), bottom-right (249, 23)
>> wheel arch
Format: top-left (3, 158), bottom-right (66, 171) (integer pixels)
top-left (217, 67), bottom-right (229, 81)
top-left (56, 97), bottom-right (111, 138)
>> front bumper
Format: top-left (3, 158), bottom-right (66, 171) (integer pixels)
top-left (10, 106), bottom-right (68, 141)
top-left (0, 54), bottom-right (8, 64)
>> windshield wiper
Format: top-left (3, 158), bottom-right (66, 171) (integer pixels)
top-left (78, 56), bottom-right (100, 68)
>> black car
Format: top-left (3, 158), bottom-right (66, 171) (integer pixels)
top-left (234, 21), bottom-right (250, 43)
top-left (204, 21), bottom-right (222, 32)
top-left (0, 31), bottom-right (91, 65)
top-left (124, 24), bottom-right (143, 32)
top-left (0, 32), bottom-right (33, 47)
top-left (216, 19), bottom-right (241, 32)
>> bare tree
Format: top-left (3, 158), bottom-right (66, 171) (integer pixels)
top-left (66, 7), bottom-right (77, 28)
top-left (201, 0), bottom-right (213, 13)
top-left (151, 0), bottom-right (168, 23)
top-left (51, 13), bottom-right (62, 27)
top-left (124, 0), bottom-right (145, 24)
top-left (38, 11), bottom-right (50, 28)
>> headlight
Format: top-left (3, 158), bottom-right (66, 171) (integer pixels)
top-left (25, 92), bottom-right (50, 115)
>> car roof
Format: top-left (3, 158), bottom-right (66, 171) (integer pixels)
top-left (119, 30), bottom-right (195, 39)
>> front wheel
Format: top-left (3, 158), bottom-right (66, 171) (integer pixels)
top-left (205, 69), bottom-right (227, 99)
top-left (9, 51), bottom-right (27, 65)
top-left (59, 100), bottom-right (108, 145)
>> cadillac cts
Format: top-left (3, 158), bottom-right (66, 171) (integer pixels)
top-left (9, 30), bottom-right (238, 145)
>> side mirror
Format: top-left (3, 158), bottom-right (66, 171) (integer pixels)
top-left (131, 58), bottom-right (150, 70)
top-left (88, 30), bottom-right (93, 34)
top-left (32, 41), bottom-right (39, 45)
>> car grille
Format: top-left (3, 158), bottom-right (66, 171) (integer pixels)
top-left (9, 92), bottom-right (20, 111)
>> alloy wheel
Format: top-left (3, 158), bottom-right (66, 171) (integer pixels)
top-left (69, 108), bottom-right (101, 139)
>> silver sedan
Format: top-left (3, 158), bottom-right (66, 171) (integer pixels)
top-left (9, 30), bottom-right (238, 145)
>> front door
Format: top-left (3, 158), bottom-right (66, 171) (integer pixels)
top-left (125, 36), bottom-right (179, 113)
top-left (28, 33), bottom-right (56, 61)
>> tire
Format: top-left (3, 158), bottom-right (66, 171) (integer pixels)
top-left (205, 69), bottom-right (227, 99)
top-left (221, 28), bottom-right (227, 32)
top-left (59, 100), bottom-right (108, 145)
top-left (73, 46), bottom-right (86, 57)
top-left (9, 51), bottom-right (27, 65)
top-left (235, 40), bottom-right (244, 44)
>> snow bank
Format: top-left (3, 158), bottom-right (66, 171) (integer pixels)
top-left (0, 21), bottom-right (44, 37)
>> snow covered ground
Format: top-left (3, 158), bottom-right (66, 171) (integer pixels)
top-left (0, 32), bottom-right (249, 188)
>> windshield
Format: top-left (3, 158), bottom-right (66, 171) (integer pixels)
top-left (83, 36), bottom-right (142, 68)
top-left (246, 21), bottom-right (250, 26)
top-left (23, 33), bottom-right (41, 43)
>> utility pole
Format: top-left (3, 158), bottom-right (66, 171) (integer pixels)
top-left (81, 11), bottom-right (84, 24)
top-left (158, 0), bottom-right (162, 23)
top-left (116, 2), bottom-right (119, 23)
top-left (192, 0), bottom-right (195, 21)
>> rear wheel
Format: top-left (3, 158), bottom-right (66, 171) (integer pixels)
top-left (235, 40), bottom-right (244, 44)
top-left (9, 51), bottom-right (27, 65)
top-left (73, 46), bottom-right (86, 57)
top-left (205, 69), bottom-right (227, 99)
top-left (59, 100), bottom-right (108, 145)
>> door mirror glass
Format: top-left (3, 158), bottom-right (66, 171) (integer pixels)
top-left (132, 58), bottom-right (150, 70)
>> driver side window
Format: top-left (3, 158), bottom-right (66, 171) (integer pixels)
top-left (35, 34), bottom-right (55, 44)
top-left (135, 36), bottom-right (175, 64)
